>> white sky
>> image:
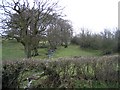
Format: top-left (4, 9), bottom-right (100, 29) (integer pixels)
top-left (0, 0), bottom-right (119, 34)
top-left (59, 0), bottom-right (119, 34)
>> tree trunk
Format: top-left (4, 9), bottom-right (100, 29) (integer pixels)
top-left (34, 48), bottom-right (39, 56)
top-left (24, 44), bottom-right (32, 58)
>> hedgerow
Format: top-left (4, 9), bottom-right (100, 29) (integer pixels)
top-left (2, 55), bottom-right (119, 89)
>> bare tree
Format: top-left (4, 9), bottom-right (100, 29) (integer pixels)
top-left (58, 19), bottom-right (73, 48)
top-left (0, 0), bottom-right (63, 58)
top-left (46, 18), bottom-right (73, 49)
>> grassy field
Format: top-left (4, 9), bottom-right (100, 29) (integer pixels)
top-left (2, 39), bottom-right (119, 88)
top-left (2, 39), bottom-right (102, 60)
top-left (53, 45), bottom-right (101, 58)
top-left (2, 40), bottom-right (25, 60)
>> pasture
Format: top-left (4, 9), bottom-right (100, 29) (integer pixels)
top-left (2, 39), bottom-right (102, 60)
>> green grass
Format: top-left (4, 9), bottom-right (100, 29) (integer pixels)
top-left (2, 40), bottom-right (102, 60)
top-left (53, 45), bottom-right (101, 58)
top-left (2, 40), bottom-right (25, 60)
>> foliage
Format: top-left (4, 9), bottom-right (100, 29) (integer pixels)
top-left (71, 28), bottom-right (119, 55)
top-left (2, 55), bottom-right (119, 89)
top-left (71, 36), bottom-right (80, 45)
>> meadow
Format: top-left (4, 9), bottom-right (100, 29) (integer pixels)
top-left (2, 39), bottom-right (102, 60)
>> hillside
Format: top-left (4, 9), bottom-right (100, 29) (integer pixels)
top-left (2, 40), bottom-right (102, 60)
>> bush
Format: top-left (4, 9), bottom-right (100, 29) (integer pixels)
top-left (2, 55), bottom-right (119, 89)
top-left (71, 29), bottom-right (119, 54)
top-left (71, 36), bottom-right (80, 45)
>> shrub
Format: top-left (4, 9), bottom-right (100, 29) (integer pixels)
top-left (2, 55), bottom-right (119, 89)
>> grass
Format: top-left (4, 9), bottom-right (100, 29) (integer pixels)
top-left (2, 40), bottom-right (25, 60)
top-left (2, 39), bottom-right (102, 60)
top-left (53, 45), bottom-right (101, 58)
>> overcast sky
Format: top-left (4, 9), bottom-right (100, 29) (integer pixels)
top-left (0, 0), bottom-right (119, 34)
top-left (59, 0), bottom-right (119, 34)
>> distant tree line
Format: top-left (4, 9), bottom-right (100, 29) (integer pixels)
top-left (71, 28), bottom-right (120, 55)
